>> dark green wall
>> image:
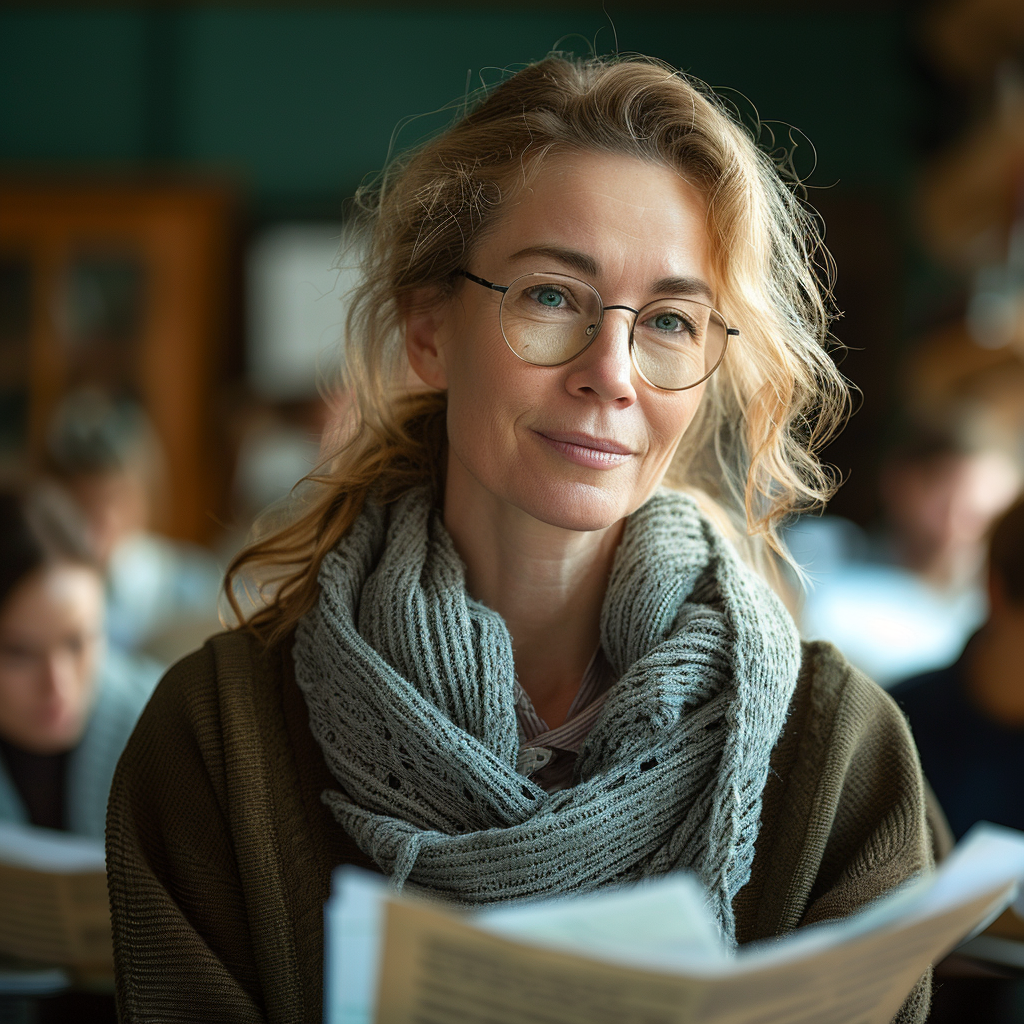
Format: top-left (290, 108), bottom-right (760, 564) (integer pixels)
top-left (0, 7), bottom-right (911, 214)
top-left (0, 5), bottom-right (921, 524)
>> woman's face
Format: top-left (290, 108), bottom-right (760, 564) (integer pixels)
top-left (409, 150), bottom-right (716, 532)
top-left (0, 564), bottom-right (104, 754)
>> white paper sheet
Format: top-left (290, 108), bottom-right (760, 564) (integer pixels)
top-left (476, 872), bottom-right (727, 971)
top-left (324, 823), bottom-right (1024, 1024)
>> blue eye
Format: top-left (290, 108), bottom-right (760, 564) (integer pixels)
top-left (528, 286), bottom-right (569, 309)
top-left (643, 309), bottom-right (701, 337)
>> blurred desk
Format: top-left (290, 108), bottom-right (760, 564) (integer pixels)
top-left (959, 907), bottom-right (1024, 970)
top-left (0, 960), bottom-right (68, 1024)
top-left (0, 963), bottom-right (67, 996)
top-left (931, 909), bottom-right (1024, 1022)
top-left (0, 958), bottom-right (115, 1024)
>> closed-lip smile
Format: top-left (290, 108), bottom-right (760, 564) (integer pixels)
top-left (538, 430), bottom-right (633, 454)
top-left (533, 429), bottom-right (635, 468)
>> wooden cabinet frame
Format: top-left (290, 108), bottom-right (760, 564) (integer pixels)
top-left (0, 181), bottom-right (234, 544)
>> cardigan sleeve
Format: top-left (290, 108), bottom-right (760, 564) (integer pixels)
top-left (802, 653), bottom-right (935, 1024)
top-left (738, 641), bottom-right (936, 1024)
top-left (800, 663), bottom-right (934, 930)
top-left (105, 644), bottom-right (268, 1024)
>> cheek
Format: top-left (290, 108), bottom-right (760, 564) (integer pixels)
top-left (445, 381), bottom-right (525, 483)
top-left (644, 388), bottom-right (704, 465)
top-left (443, 326), bottom-right (531, 453)
top-left (444, 308), bottom-right (508, 391)
top-left (0, 667), bottom-right (38, 718)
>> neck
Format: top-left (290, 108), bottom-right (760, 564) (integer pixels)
top-left (966, 617), bottom-right (1024, 727)
top-left (443, 464), bottom-right (624, 729)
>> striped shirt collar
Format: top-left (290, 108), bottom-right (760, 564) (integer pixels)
top-left (514, 646), bottom-right (616, 753)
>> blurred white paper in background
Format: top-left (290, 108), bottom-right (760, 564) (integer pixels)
top-left (232, 422), bottom-right (321, 517)
top-left (246, 223), bottom-right (361, 401)
top-left (0, 821), bottom-right (104, 873)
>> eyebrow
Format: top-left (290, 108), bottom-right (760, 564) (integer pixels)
top-left (508, 245), bottom-right (599, 278)
top-left (506, 244), bottom-right (716, 304)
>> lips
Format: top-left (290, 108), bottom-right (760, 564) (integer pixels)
top-left (533, 429), bottom-right (636, 469)
top-left (535, 429), bottom-right (634, 455)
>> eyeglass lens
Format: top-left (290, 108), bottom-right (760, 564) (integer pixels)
top-left (498, 272), bottom-right (727, 391)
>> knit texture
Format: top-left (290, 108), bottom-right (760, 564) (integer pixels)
top-left (293, 488), bottom-right (801, 939)
top-left (106, 631), bottom-right (935, 1024)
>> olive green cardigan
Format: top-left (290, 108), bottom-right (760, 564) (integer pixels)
top-left (106, 632), bottom-right (936, 1023)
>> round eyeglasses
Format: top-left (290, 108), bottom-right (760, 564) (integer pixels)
top-left (457, 270), bottom-right (738, 392)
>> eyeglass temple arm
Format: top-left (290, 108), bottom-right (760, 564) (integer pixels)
top-left (726, 328), bottom-right (740, 336)
top-left (457, 270), bottom-right (509, 294)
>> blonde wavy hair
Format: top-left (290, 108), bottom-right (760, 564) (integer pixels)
top-left (227, 53), bottom-right (848, 644)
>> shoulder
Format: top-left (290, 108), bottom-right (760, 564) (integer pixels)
top-left (145, 629), bottom-right (286, 717)
top-left (105, 627), bottom-right (337, 1021)
top-left (795, 639), bottom-right (916, 750)
top-left (115, 629), bottom-right (292, 796)
top-left (762, 639), bottom-right (919, 785)
top-left (781, 640), bottom-right (926, 824)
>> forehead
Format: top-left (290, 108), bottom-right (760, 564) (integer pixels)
top-left (481, 151), bottom-right (713, 293)
top-left (0, 565), bottom-right (103, 638)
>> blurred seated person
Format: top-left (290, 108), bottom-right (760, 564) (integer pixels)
top-left (0, 485), bottom-right (159, 838)
top-left (891, 497), bottom-right (1024, 839)
top-left (46, 390), bottom-right (222, 664)
top-left (787, 420), bottom-right (1020, 686)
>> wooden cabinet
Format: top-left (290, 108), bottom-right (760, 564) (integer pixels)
top-left (0, 181), bottom-right (234, 544)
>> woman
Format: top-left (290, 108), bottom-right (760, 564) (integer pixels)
top-left (0, 485), bottom-right (157, 838)
top-left (107, 55), bottom-right (936, 1023)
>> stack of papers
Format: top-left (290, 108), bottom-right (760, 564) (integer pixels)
top-left (0, 821), bottom-right (110, 971)
top-left (325, 823), bottom-right (1024, 1024)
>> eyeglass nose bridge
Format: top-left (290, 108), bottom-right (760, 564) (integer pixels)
top-left (584, 303), bottom-right (639, 339)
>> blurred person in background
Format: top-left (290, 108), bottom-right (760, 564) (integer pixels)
top-left (0, 484), bottom-right (159, 838)
top-left (787, 419), bottom-right (1021, 687)
top-left (891, 496), bottom-right (1024, 840)
top-left (46, 390), bottom-right (223, 665)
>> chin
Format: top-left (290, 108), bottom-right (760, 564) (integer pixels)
top-left (22, 719), bottom-right (87, 756)
top-left (514, 479), bottom-right (633, 533)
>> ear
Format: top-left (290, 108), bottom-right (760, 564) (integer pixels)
top-left (404, 291), bottom-right (450, 390)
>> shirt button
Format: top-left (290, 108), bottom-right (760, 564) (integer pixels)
top-left (517, 747), bottom-right (554, 776)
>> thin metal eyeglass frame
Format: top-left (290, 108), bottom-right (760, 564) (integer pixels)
top-left (456, 269), bottom-right (739, 392)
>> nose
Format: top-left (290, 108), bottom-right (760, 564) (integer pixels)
top-left (563, 308), bottom-right (637, 405)
top-left (40, 650), bottom-right (77, 704)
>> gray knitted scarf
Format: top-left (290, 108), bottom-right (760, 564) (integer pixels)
top-left (293, 487), bottom-right (800, 940)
